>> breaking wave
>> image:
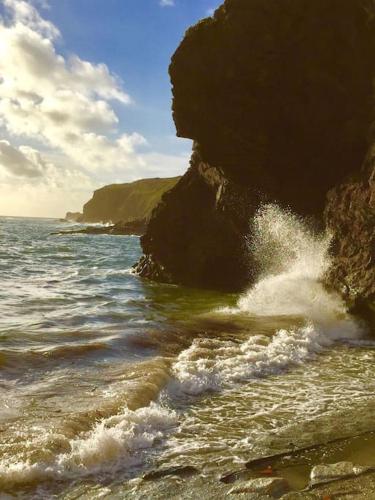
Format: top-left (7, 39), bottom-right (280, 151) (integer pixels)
top-left (0, 402), bottom-right (177, 487)
top-left (172, 205), bottom-right (361, 395)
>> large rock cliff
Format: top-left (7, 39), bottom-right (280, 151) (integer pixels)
top-left (137, 0), bottom-right (375, 294)
top-left (137, 145), bottom-right (259, 290)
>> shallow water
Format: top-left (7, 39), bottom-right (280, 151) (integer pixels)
top-left (0, 213), bottom-right (374, 499)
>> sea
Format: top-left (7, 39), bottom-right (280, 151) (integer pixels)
top-left (1, 206), bottom-right (375, 498)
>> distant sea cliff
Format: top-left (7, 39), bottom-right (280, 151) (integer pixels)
top-left (65, 177), bottom-right (180, 224)
top-left (136, 0), bottom-right (375, 322)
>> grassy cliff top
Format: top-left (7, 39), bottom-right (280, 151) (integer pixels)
top-left (82, 176), bottom-right (181, 223)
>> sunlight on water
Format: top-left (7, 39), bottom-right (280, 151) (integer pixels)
top-left (0, 214), bottom-right (374, 498)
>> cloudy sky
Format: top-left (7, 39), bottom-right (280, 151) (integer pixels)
top-left (0, 0), bottom-right (221, 217)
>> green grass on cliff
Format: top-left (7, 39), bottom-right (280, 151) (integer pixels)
top-left (82, 176), bottom-right (180, 223)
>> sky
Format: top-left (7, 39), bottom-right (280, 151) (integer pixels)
top-left (0, 0), bottom-right (221, 217)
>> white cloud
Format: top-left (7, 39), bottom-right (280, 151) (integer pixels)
top-left (0, 137), bottom-right (96, 217)
top-left (0, 145), bottom-right (189, 217)
top-left (0, 176), bottom-right (95, 217)
top-left (0, 0), bottom-right (189, 217)
top-left (0, 139), bottom-right (49, 177)
top-left (0, 0), bottom-right (133, 171)
top-left (206, 8), bottom-right (215, 17)
top-left (3, 0), bottom-right (59, 38)
top-left (159, 0), bottom-right (175, 7)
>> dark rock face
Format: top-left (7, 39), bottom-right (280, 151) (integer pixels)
top-left (138, 0), bottom-right (375, 291)
top-left (137, 146), bottom-right (259, 290)
top-left (325, 160), bottom-right (375, 317)
top-left (170, 0), bottom-right (374, 215)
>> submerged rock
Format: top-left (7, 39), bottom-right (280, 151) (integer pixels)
top-left (228, 477), bottom-right (290, 497)
top-left (137, 0), bottom-right (375, 292)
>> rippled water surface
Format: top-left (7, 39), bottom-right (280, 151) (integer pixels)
top-left (1, 214), bottom-right (375, 499)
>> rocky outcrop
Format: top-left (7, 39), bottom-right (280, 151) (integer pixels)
top-left (325, 159), bottom-right (375, 319)
top-left (65, 212), bottom-right (83, 222)
top-left (137, 0), bottom-right (375, 292)
top-left (137, 146), bottom-right (259, 290)
top-left (53, 219), bottom-right (147, 237)
top-left (81, 177), bottom-right (180, 224)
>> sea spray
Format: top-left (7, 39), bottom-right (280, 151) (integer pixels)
top-left (237, 204), bottom-right (348, 321)
top-left (172, 205), bottom-right (361, 395)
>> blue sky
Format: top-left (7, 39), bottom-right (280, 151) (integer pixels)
top-left (0, 0), bottom-right (222, 217)
top-left (46, 0), bottom-right (220, 154)
top-left (50, 1), bottom-right (220, 147)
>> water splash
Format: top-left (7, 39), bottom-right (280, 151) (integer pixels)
top-left (236, 204), bottom-right (348, 322)
top-left (172, 205), bottom-right (361, 395)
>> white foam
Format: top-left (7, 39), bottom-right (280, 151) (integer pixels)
top-left (172, 320), bottom-right (359, 395)
top-left (61, 403), bottom-right (177, 471)
top-left (172, 204), bottom-right (362, 395)
top-left (0, 402), bottom-right (177, 487)
top-left (222, 204), bottom-right (345, 321)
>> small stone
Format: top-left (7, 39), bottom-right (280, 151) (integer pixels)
top-left (228, 477), bottom-right (290, 497)
top-left (310, 461), bottom-right (372, 485)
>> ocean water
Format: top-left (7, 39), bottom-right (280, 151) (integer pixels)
top-left (1, 211), bottom-right (375, 498)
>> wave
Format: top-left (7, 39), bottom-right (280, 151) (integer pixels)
top-left (0, 402), bottom-right (177, 488)
top-left (0, 342), bottom-right (109, 372)
top-left (0, 354), bottom-right (176, 489)
top-left (172, 321), bottom-right (359, 395)
top-left (64, 221), bottom-right (114, 228)
top-left (172, 205), bottom-right (362, 395)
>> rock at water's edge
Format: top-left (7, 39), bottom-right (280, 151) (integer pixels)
top-left (137, 0), bottom-right (375, 292)
top-left (325, 159), bottom-right (375, 322)
top-left (65, 212), bottom-right (83, 222)
top-left (53, 219), bottom-right (147, 237)
top-left (136, 146), bottom-right (257, 290)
